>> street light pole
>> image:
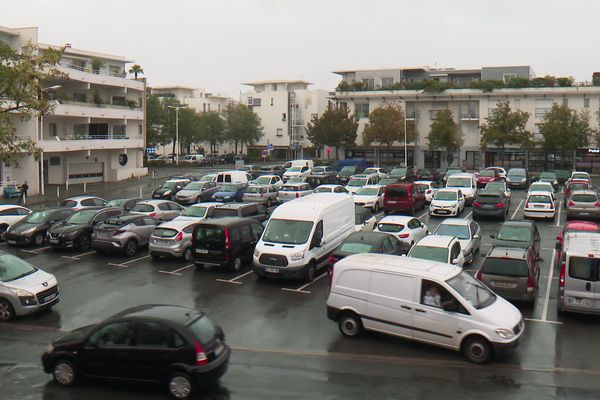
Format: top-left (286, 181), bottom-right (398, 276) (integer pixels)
top-left (404, 101), bottom-right (408, 168)
top-left (168, 105), bottom-right (187, 165)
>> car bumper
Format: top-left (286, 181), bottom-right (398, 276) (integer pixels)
top-left (175, 197), bottom-right (196, 204)
top-left (91, 239), bottom-right (124, 250)
top-left (507, 181), bottom-right (528, 189)
top-left (430, 207), bottom-right (459, 217)
top-left (15, 295), bottom-right (59, 317)
top-left (149, 244), bottom-right (186, 258)
top-left (491, 337), bottom-right (520, 355)
top-left (473, 208), bottom-right (505, 218)
top-left (566, 209), bottom-right (600, 219)
top-left (47, 237), bottom-right (77, 248)
top-left (524, 209), bottom-right (555, 219)
top-left (4, 233), bottom-right (35, 245)
top-left (252, 261), bottom-right (308, 279)
top-left (189, 345), bottom-right (231, 385)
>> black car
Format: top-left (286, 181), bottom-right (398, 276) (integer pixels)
top-left (211, 203), bottom-right (270, 223)
top-left (337, 165), bottom-right (362, 184)
top-left (5, 208), bottom-right (74, 246)
top-left (472, 191), bottom-right (510, 221)
top-left (152, 179), bottom-right (192, 200)
top-left (239, 165), bottom-right (262, 180)
top-left (47, 207), bottom-right (123, 251)
top-left (41, 304), bottom-right (230, 400)
top-left (389, 167), bottom-right (415, 182)
top-left (193, 217), bottom-right (264, 272)
top-left (415, 168), bottom-right (440, 182)
top-left (106, 198), bottom-right (142, 211)
top-left (328, 231), bottom-right (410, 267)
top-left (305, 174), bottom-right (339, 189)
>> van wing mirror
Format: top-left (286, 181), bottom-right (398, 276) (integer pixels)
top-left (451, 258), bottom-right (460, 265)
top-left (473, 234), bottom-right (480, 240)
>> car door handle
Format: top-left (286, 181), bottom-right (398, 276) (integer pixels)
top-left (586, 282), bottom-right (592, 291)
top-left (414, 308), bottom-right (426, 313)
top-left (401, 305), bottom-right (412, 310)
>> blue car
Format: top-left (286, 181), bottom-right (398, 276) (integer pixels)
top-left (212, 183), bottom-right (247, 203)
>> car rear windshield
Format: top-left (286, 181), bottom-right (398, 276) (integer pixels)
top-left (377, 223), bottom-right (404, 233)
top-left (184, 182), bottom-right (204, 190)
top-left (409, 246), bottom-right (448, 263)
top-left (132, 204), bottom-right (154, 213)
top-left (60, 200), bottom-right (77, 208)
top-left (339, 242), bottom-right (374, 253)
top-left (497, 226), bottom-right (531, 242)
top-left (528, 195), bottom-right (551, 203)
top-left (153, 228), bottom-right (178, 238)
top-left (479, 170), bottom-right (495, 177)
top-left (435, 191), bottom-right (457, 201)
top-left (312, 167), bottom-right (326, 173)
top-left (348, 178), bottom-right (367, 187)
top-left (280, 185), bottom-right (302, 192)
top-left (263, 219), bottom-right (313, 245)
top-left (182, 206), bottom-right (208, 217)
top-left (255, 177), bottom-right (273, 185)
top-left (194, 226), bottom-right (224, 250)
top-left (481, 258), bottom-right (529, 277)
top-left (572, 194), bottom-right (597, 203)
top-left (160, 181), bottom-right (179, 189)
top-left (356, 187), bottom-right (379, 196)
top-left (212, 208), bottom-right (238, 218)
top-left (0, 253), bottom-right (37, 282)
top-left (573, 173), bottom-right (589, 180)
top-left (386, 187), bottom-right (407, 198)
top-left (447, 177), bottom-right (472, 188)
top-left (540, 172), bottom-right (557, 179)
top-left (477, 194), bottom-right (501, 203)
top-left (570, 183), bottom-right (589, 191)
top-left (189, 315), bottom-right (218, 344)
top-left (107, 199), bottom-right (126, 208)
top-left (568, 257), bottom-right (600, 280)
top-left (485, 183), bottom-right (504, 191)
top-left (100, 217), bottom-right (132, 228)
top-left (508, 169), bottom-right (526, 176)
top-left (435, 225), bottom-right (469, 240)
top-left (246, 186), bottom-right (266, 194)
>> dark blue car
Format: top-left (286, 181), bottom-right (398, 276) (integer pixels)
top-left (212, 183), bottom-right (247, 203)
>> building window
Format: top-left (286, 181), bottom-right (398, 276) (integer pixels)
top-left (203, 103), bottom-right (206, 112)
top-left (270, 97), bottom-right (274, 106)
top-left (113, 125), bottom-right (126, 138)
top-left (381, 77), bottom-right (394, 88)
top-left (112, 96), bottom-right (127, 106)
top-left (584, 98), bottom-right (590, 108)
top-left (562, 98), bottom-right (568, 107)
top-left (246, 97), bottom-right (253, 106)
top-left (276, 128), bottom-right (283, 137)
top-left (252, 98), bottom-right (261, 106)
top-left (355, 103), bottom-right (369, 119)
top-left (207, 104), bottom-right (211, 111)
top-left (535, 99), bottom-right (553, 118)
top-left (73, 92), bottom-right (87, 103)
top-left (50, 157), bottom-right (61, 166)
top-left (48, 123), bottom-right (57, 137)
top-left (271, 84), bottom-right (277, 91)
top-left (338, 102), bottom-right (347, 112)
top-left (139, 124), bottom-right (143, 135)
top-left (282, 113), bottom-right (287, 121)
top-left (361, 79), bottom-right (375, 90)
top-left (503, 73), bottom-right (517, 83)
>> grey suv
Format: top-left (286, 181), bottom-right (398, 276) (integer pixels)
top-left (149, 220), bottom-right (195, 261)
top-left (91, 215), bottom-right (159, 257)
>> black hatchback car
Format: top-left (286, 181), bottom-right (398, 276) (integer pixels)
top-left (5, 208), bottom-right (74, 246)
top-left (42, 304), bottom-right (229, 400)
top-left (47, 207), bottom-right (123, 251)
top-left (193, 217), bottom-right (264, 272)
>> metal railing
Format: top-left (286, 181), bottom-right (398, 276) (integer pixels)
top-left (43, 135), bottom-right (132, 141)
top-left (460, 113), bottom-right (479, 120)
top-left (58, 62), bottom-right (128, 78)
top-left (57, 99), bottom-right (140, 109)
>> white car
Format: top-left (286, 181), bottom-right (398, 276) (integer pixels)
top-left (353, 185), bottom-right (385, 212)
top-left (528, 182), bottom-right (556, 199)
top-left (445, 173), bottom-right (477, 205)
top-left (0, 205), bottom-right (31, 240)
top-left (433, 218), bottom-right (481, 265)
top-left (429, 189), bottom-right (465, 217)
top-left (485, 166), bottom-right (507, 180)
top-left (524, 191), bottom-right (556, 220)
top-left (60, 196), bottom-right (108, 210)
top-left (252, 174), bottom-right (284, 189)
top-left (313, 184), bottom-right (350, 194)
top-left (374, 215), bottom-right (428, 246)
top-left (345, 173), bottom-right (380, 194)
top-left (282, 166), bottom-right (311, 181)
top-left (484, 181), bottom-right (511, 199)
top-left (363, 167), bottom-right (388, 180)
top-left (568, 171), bottom-right (591, 184)
top-left (408, 235), bottom-right (465, 267)
top-left (415, 180), bottom-right (440, 203)
top-left (277, 183), bottom-right (313, 202)
top-left (173, 202), bottom-right (221, 222)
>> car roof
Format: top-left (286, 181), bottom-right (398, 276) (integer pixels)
top-left (438, 218), bottom-right (470, 227)
top-left (138, 199), bottom-right (174, 205)
top-left (379, 215), bottom-right (414, 224)
top-left (565, 221), bottom-right (599, 231)
top-left (108, 214), bottom-right (146, 222)
top-left (216, 202), bottom-right (258, 209)
top-left (272, 193), bottom-right (350, 220)
top-left (337, 253), bottom-right (461, 280)
top-left (0, 204), bottom-right (29, 211)
top-left (563, 231), bottom-right (600, 257)
top-left (414, 180), bottom-right (434, 185)
top-left (501, 220), bottom-right (534, 228)
top-left (65, 195), bottom-right (104, 201)
top-left (110, 304), bottom-right (202, 326)
top-left (414, 235), bottom-right (455, 247)
top-left (487, 246), bottom-right (529, 259)
top-left (156, 219), bottom-right (196, 230)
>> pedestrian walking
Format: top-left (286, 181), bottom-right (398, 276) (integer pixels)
top-left (19, 181), bottom-right (29, 204)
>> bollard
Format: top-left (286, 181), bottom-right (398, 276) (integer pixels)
top-left (56, 186), bottom-right (60, 198)
top-left (152, 169), bottom-right (156, 179)
top-left (66, 180), bottom-right (69, 191)
top-left (139, 187), bottom-right (143, 198)
top-left (83, 181), bottom-right (87, 193)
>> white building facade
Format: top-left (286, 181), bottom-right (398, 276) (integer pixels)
top-left (1, 26), bottom-right (147, 196)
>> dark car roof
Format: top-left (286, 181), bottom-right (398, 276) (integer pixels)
top-left (501, 220), bottom-right (535, 229)
top-left (216, 203), bottom-right (257, 210)
top-left (196, 217), bottom-right (257, 227)
top-left (109, 214), bottom-right (146, 223)
top-left (343, 231), bottom-right (390, 245)
top-left (487, 246), bottom-right (530, 259)
top-left (110, 304), bottom-right (202, 327)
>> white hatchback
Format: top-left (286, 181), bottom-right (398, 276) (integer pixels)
top-left (524, 191), bottom-right (556, 220)
top-left (429, 189), bottom-right (465, 217)
top-left (0, 205), bottom-right (31, 240)
top-left (374, 215), bottom-right (428, 246)
top-left (353, 185), bottom-right (385, 212)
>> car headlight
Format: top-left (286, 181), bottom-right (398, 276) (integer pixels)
top-left (22, 227), bottom-right (37, 234)
top-left (163, 190), bottom-right (171, 195)
top-left (553, 180), bottom-right (558, 185)
top-left (495, 328), bottom-right (514, 339)
top-left (45, 344), bottom-right (54, 354)
top-left (521, 178), bottom-right (526, 182)
top-left (11, 288), bottom-right (34, 297)
top-left (289, 251), bottom-right (305, 261)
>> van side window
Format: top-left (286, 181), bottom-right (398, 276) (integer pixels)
top-left (420, 280), bottom-right (465, 314)
top-left (568, 257), bottom-right (598, 281)
top-left (311, 221), bottom-right (324, 248)
top-left (225, 175), bottom-right (232, 183)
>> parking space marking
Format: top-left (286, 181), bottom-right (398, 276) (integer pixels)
top-left (417, 210), bottom-right (429, 220)
top-left (464, 210), bottom-right (473, 220)
top-left (541, 249), bottom-right (557, 321)
top-left (62, 250), bottom-right (96, 260)
top-left (159, 264), bottom-right (194, 276)
top-left (216, 270), bottom-right (254, 284)
top-left (282, 272), bottom-right (328, 294)
top-left (20, 246), bottom-right (51, 254)
top-left (524, 318), bottom-right (563, 325)
top-left (510, 199), bottom-right (524, 220)
top-left (0, 242), bottom-right (6, 246)
top-left (555, 202), bottom-right (562, 226)
top-left (107, 254), bottom-right (151, 268)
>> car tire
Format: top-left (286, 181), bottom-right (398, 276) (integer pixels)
top-left (183, 248), bottom-right (193, 262)
top-left (0, 298), bottom-right (15, 321)
top-left (151, 253), bottom-right (161, 260)
top-left (124, 240), bottom-right (138, 257)
top-left (462, 335), bottom-right (492, 364)
top-left (0, 225), bottom-right (7, 241)
top-left (338, 312), bottom-right (363, 338)
top-left (52, 359), bottom-right (77, 387)
top-left (34, 232), bottom-right (45, 246)
top-left (230, 257), bottom-right (242, 273)
top-left (78, 235), bottom-right (91, 251)
top-left (304, 262), bottom-right (316, 283)
top-left (168, 372), bottom-right (194, 400)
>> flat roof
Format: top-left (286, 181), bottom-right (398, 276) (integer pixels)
top-left (151, 85), bottom-right (199, 91)
top-left (39, 43), bottom-right (134, 63)
top-left (242, 79), bottom-right (312, 86)
top-left (0, 26), bottom-right (20, 36)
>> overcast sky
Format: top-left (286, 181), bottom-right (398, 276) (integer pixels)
top-left (3, 0), bottom-right (596, 97)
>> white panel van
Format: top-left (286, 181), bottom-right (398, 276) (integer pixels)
top-left (215, 170), bottom-right (249, 184)
top-left (283, 159), bottom-right (314, 170)
top-left (327, 253), bottom-right (523, 363)
top-left (253, 193), bottom-right (355, 281)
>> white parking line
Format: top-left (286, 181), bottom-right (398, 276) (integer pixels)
top-left (555, 202), bottom-right (562, 226)
top-left (62, 250), bottom-right (96, 260)
top-left (417, 210), bottom-right (429, 220)
top-left (216, 270), bottom-right (254, 284)
top-left (464, 210), bottom-right (473, 220)
top-left (159, 264), bottom-right (194, 276)
top-left (108, 254), bottom-right (151, 268)
top-left (282, 272), bottom-right (328, 294)
top-left (0, 242), bottom-right (6, 246)
top-left (541, 249), bottom-right (557, 321)
top-left (524, 318), bottom-right (563, 325)
top-left (21, 246), bottom-right (51, 254)
top-left (510, 199), bottom-right (524, 220)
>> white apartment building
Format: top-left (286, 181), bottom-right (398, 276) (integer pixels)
top-left (241, 80), bottom-right (330, 160)
top-left (0, 26), bottom-right (147, 196)
top-left (333, 65), bottom-right (600, 172)
top-left (149, 86), bottom-right (235, 155)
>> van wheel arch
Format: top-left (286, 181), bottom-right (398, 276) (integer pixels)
top-left (338, 310), bottom-right (363, 338)
top-left (460, 334), bottom-right (493, 364)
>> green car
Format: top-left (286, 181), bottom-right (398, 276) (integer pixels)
top-left (549, 169), bottom-right (571, 185)
top-left (538, 171), bottom-right (559, 190)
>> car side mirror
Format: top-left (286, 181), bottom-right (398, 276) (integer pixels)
top-left (441, 300), bottom-right (458, 312)
top-left (489, 234), bottom-right (495, 239)
top-left (473, 234), bottom-right (480, 240)
top-left (451, 258), bottom-right (460, 265)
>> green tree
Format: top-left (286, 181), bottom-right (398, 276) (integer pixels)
top-left (223, 103), bottom-right (263, 154)
top-left (480, 101), bottom-right (532, 154)
top-left (145, 93), bottom-right (169, 148)
top-left (427, 110), bottom-right (463, 159)
top-left (539, 104), bottom-right (591, 165)
top-left (177, 108), bottom-right (202, 154)
top-left (305, 104), bottom-right (358, 158)
top-left (0, 42), bottom-right (64, 164)
top-left (198, 111), bottom-right (225, 154)
top-left (363, 103), bottom-right (416, 148)
top-left (128, 64), bottom-right (144, 79)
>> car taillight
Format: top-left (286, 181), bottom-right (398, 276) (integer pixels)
top-left (194, 341), bottom-right (208, 366)
top-left (224, 227), bottom-right (231, 249)
top-left (328, 255), bottom-right (338, 265)
top-left (295, 192), bottom-right (300, 198)
top-left (495, 202), bottom-right (505, 208)
top-left (399, 233), bottom-right (410, 238)
top-left (473, 202), bottom-right (481, 208)
top-left (475, 270), bottom-right (482, 280)
top-left (527, 275), bottom-right (535, 288)
top-left (594, 201), bottom-right (600, 207)
top-left (567, 200), bottom-right (574, 207)
top-left (149, 212), bottom-right (157, 217)
top-left (174, 232), bottom-right (183, 241)
top-left (559, 262), bottom-right (566, 287)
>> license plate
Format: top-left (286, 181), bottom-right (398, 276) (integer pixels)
top-left (7, 240), bottom-right (16, 244)
top-left (195, 249), bottom-right (208, 254)
top-left (567, 297), bottom-right (592, 306)
top-left (492, 281), bottom-right (517, 289)
top-left (578, 212), bottom-right (590, 216)
top-left (534, 204), bottom-right (546, 208)
top-left (482, 204), bottom-right (494, 208)
top-left (43, 293), bottom-right (57, 303)
top-left (437, 209), bottom-right (450, 214)
top-left (387, 201), bottom-right (397, 204)
top-left (265, 267), bottom-right (280, 273)
top-left (49, 238), bottom-right (59, 244)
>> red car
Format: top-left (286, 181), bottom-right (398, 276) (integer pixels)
top-left (564, 180), bottom-right (592, 199)
top-left (476, 169), bottom-right (500, 188)
top-left (383, 183), bottom-right (426, 215)
top-left (555, 220), bottom-right (600, 263)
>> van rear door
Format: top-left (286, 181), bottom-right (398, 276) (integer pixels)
top-left (564, 256), bottom-right (599, 311)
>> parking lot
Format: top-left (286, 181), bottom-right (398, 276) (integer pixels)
top-left (3, 168), bottom-right (600, 400)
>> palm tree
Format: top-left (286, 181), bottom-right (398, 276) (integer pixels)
top-left (128, 64), bottom-right (144, 79)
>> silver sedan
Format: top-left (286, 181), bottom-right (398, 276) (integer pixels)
top-left (433, 218), bottom-right (481, 265)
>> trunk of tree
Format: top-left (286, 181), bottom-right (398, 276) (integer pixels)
top-left (234, 140), bottom-right (238, 154)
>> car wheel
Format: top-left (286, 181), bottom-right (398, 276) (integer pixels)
top-left (462, 335), bottom-right (492, 364)
top-left (78, 235), bottom-right (91, 251)
top-left (151, 253), bottom-right (161, 260)
top-left (338, 312), bottom-right (363, 338)
top-left (231, 257), bottom-right (242, 272)
top-left (183, 248), bottom-right (193, 262)
top-left (34, 232), bottom-right (45, 246)
top-left (373, 203), bottom-right (379, 213)
top-left (0, 225), bottom-right (7, 241)
top-left (304, 263), bottom-right (316, 282)
top-left (53, 359), bottom-right (77, 387)
top-left (168, 372), bottom-right (194, 400)
top-left (0, 298), bottom-right (15, 321)
top-left (124, 240), bottom-right (138, 257)
top-left (467, 250), bottom-right (474, 265)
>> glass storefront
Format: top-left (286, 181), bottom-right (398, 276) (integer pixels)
top-left (423, 151), bottom-right (441, 169)
top-left (576, 149), bottom-right (600, 173)
top-left (345, 148), bottom-right (415, 167)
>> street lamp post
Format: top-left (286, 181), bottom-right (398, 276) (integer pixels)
top-left (39, 85), bottom-right (61, 195)
top-left (168, 105), bottom-right (187, 165)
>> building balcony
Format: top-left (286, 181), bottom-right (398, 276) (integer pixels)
top-left (406, 112), bottom-right (419, 121)
top-left (460, 113), bottom-right (479, 121)
top-left (57, 63), bottom-right (145, 91)
top-left (40, 136), bottom-right (144, 152)
top-left (53, 101), bottom-right (143, 120)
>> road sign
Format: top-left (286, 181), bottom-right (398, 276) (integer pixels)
top-left (326, 147), bottom-right (331, 154)
top-left (262, 149), bottom-right (269, 157)
top-left (267, 143), bottom-right (273, 151)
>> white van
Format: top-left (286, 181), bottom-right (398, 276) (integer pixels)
top-left (446, 173), bottom-right (477, 205)
top-left (283, 159), bottom-right (314, 170)
top-left (215, 170), bottom-right (249, 185)
top-left (327, 253), bottom-right (523, 363)
top-left (557, 231), bottom-right (600, 315)
top-left (253, 193), bottom-right (355, 281)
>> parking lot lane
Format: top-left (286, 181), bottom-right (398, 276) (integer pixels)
top-left (216, 270), bottom-right (254, 284)
top-left (510, 199), bottom-right (524, 220)
top-left (281, 271), bottom-right (328, 294)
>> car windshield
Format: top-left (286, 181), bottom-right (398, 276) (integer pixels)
top-left (445, 169), bottom-right (462, 177)
top-left (184, 182), bottom-right (204, 190)
top-left (530, 183), bottom-right (551, 191)
top-left (377, 223), bottom-right (404, 233)
top-left (447, 271), bottom-right (496, 309)
top-left (570, 183), bottom-right (589, 191)
top-left (356, 187), bottom-right (379, 196)
top-left (246, 186), bottom-right (266, 194)
top-left (0, 253), bottom-right (37, 282)
top-left (160, 181), bottom-right (179, 189)
top-left (66, 210), bottom-right (97, 225)
top-left (435, 224), bottom-right (470, 240)
top-left (481, 258), bottom-right (529, 277)
top-left (182, 206), bottom-right (208, 217)
top-left (262, 219), bottom-right (314, 244)
top-left (314, 187), bottom-right (332, 193)
top-left (572, 194), bottom-right (597, 203)
top-left (348, 178), bottom-right (367, 187)
top-left (528, 194), bottom-right (551, 203)
top-left (540, 172), bottom-right (557, 179)
top-left (339, 242), bottom-right (374, 253)
top-left (340, 166), bottom-right (357, 174)
top-left (254, 176), bottom-right (272, 185)
top-left (23, 210), bottom-right (51, 223)
top-left (409, 246), bottom-right (448, 263)
top-left (573, 173), bottom-right (589, 180)
top-left (220, 184), bottom-right (241, 192)
top-left (132, 204), bottom-right (154, 213)
top-left (435, 191), bottom-right (457, 201)
top-left (447, 177), bottom-right (472, 188)
top-left (390, 168), bottom-right (407, 176)
top-left (212, 208), bottom-right (238, 218)
top-left (479, 170), bottom-right (495, 177)
top-left (287, 167), bottom-right (303, 172)
top-left (199, 175), bottom-right (215, 182)
top-left (153, 228), bottom-right (178, 238)
top-left (508, 169), bottom-right (526, 177)
top-left (497, 226), bottom-right (531, 242)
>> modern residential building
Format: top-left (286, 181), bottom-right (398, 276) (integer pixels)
top-left (0, 25), bottom-right (147, 196)
top-left (332, 65), bottom-right (600, 172)
top-left (241, 80), bottom-right (330, 160)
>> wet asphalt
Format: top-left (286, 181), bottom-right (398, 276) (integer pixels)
top-left (2, 169), bottom-right (600, 399)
